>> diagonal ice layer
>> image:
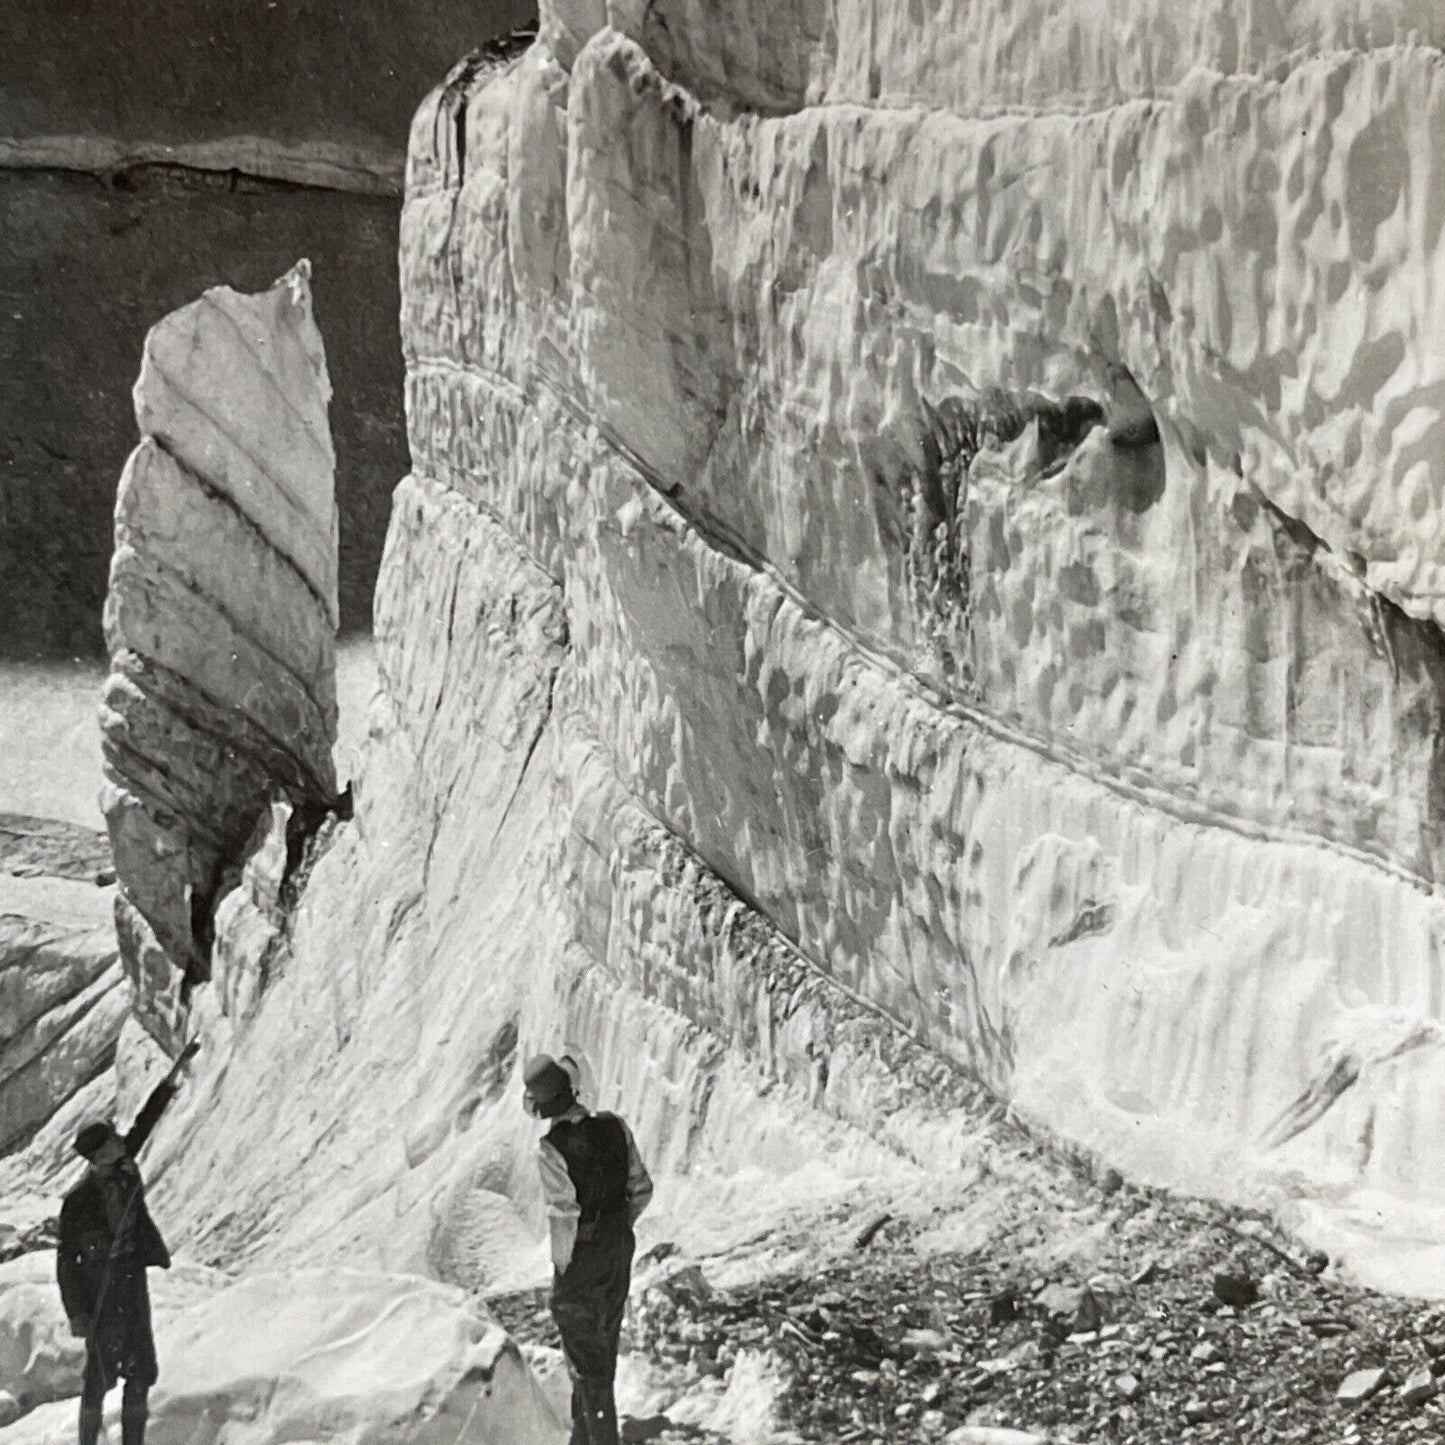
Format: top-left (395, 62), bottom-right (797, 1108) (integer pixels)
top-left (0, 875), bottom-right (125, 1157)
top-left (102, 264), bottom-right (339, 1049)
top-left (131, 264), bottom-right (340, 614)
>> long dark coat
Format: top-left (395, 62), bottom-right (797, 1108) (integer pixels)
top-left (56, 1080), bottom-right (177, 1388)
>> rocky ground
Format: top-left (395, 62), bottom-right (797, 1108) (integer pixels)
top-left (491, 1131), bottom-right (1445, 1445)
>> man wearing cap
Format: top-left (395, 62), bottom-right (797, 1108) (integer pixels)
top-left (524, 1052), bottom-right (653, 1445)
top-left (56, 1040), bottom-right (198, 1445)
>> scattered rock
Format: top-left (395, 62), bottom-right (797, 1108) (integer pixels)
top-left (647, 1261), bottom-right (714, 1306)
top-left (944, 1429), bottom-right (1051, 1445)
top-left (975, 1355), bottom-right (1020, 1378)
top-left (1073, 1288), bottom-right (1104, 1335)
top-left (1099, 1169), bottom-right (1125, 1196)
top-left (854, 1212), bottom-right (893, 1249)
top-left (1083, 1274), bottom-right (1128, 1308)
top-left (1336, 1367), bottom-right (1390, 1404)
top-left (492, 1133), bottom-right (1445, 1444)
top-left (1212, 1269), bottom-right (1259, 1309)
top-left (620, 1417), bottom-right (672, 1443)
top-left (1130, 1259), bottom-right (1158, 1287)
top-left (1036, 1284), bottom-right (1075, 1317)
top-left (1037, 1284), bottom-right (1103, 1334)
top-left (1399, 1366), bottom-right (1437, 1408)
top-left (903, 1327), bottom-right (952, 1357)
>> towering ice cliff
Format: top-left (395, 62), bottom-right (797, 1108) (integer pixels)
top-left (72, 0), bottom-right (1445, 1305)
top-left (101, 265), bottom-right (340, 1051)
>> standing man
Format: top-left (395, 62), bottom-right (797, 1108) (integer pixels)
top-left (57, 1039), bottom-right (199, 1445)
top-left (524, 1052), bottom-right (653, 1445)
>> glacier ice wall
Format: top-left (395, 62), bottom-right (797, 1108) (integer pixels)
top-left (118, 4), bottom-right (1445, 1294)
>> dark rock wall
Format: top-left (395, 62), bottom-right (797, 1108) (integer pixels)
top-left (1, 167), bottom-right (400, 655)
top-left (4, 1), bottom-right (536, 154)
top-left (0, 1), bottom-right (536, 659)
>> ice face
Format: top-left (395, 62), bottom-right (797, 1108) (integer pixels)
top-left (67, 1), bottom-right (1445, 1304)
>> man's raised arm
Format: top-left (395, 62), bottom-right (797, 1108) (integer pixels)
top-left (124, 1040), bottom-right (199, 1157)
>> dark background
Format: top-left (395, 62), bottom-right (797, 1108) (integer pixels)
top-left (4, 1), bottom-right (535, 153)
top-left (0, 1), bottom-right (536, 658)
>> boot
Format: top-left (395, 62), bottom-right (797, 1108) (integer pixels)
top-left (121, 1408), bottom-right (146, 1445)
top-left (78, 1405), bottom-right (103, 1445)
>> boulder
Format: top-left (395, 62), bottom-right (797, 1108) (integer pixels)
top-left (1211, 1269), bottom-right (1260, 1309)
top-left (1399, 1366), bottom-right (1437, 1408)
top-left (1336, 1367), bottom-right (1390, 1404)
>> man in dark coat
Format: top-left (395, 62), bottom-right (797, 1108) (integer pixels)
top-left (57, 1040), bottom-right (198, 1445)
top-left (524, 1052), bottom-right (653, 1445)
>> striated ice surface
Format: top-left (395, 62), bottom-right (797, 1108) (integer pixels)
top-left (46, 0), bottom-right (1445, 1323)
top-left (0, 876), bottom-right (123, 1159)
top-left (100, 264), bottom-right (341, 1048)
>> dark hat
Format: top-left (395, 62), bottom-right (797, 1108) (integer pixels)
top-left (523, 1054), bottom-right (575, 1119)
top-left (74, 1122), bottom-right (116, 1159)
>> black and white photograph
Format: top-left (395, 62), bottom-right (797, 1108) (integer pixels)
top-left (2, 4), bottom-right (1443, 1443)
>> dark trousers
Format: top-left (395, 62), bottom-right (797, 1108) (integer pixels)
top-left (79, 1349), bottom-right (149, 1445)
top-left (78, 1263), bottom-right (157, 1445)
top-left (550, 1225), bottom-right (634, 1445)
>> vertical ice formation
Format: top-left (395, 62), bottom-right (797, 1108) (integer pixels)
top-left (101, 263), bottom-right (339, 1050)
